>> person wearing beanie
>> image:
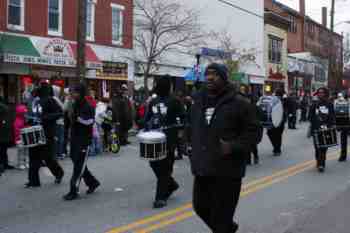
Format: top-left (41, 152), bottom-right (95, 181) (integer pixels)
top-left (144, 75), bottom-right (185, 209)
top-left (63, 83), bottom-right (100, 201)
top-left (189, 63), bottom-right (259, 233)
top-left (309, 87), bottom-right (336, 172)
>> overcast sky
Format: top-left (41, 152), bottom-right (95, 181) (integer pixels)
top-left (277, 0), bottom-right (350, 36)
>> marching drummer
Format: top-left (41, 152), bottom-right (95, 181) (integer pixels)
top-left (144, 75), bottom-right (184, 209)
top-left (334, 92), bottom-right (349, 162)
top-left (265, 89), bottom-right (287, 156)
top-left (309, 87), bottom-right (336, 172)
top-left (25, 82), bottom-right (64, 188)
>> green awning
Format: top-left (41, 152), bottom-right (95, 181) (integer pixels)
top-left (231, 72), bottom-right (249, 84)
top-left (0, 34), bottom-right (40, 57)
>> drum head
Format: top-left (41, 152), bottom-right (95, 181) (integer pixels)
top-left (272, 98), bottom-right (283, 128)
top-left (137, 131), bottom-right (166, 143)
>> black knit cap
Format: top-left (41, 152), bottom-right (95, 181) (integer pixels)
top-left (205, 63), bottom-right (229, 81)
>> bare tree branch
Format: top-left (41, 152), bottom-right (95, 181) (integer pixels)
top-left (133, 0), bottom-right (204, 95)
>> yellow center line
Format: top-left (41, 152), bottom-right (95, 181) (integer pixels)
top-left (133, 154), bottom-right (340, 233)
top-left (105, 153), bottom-right (340, 233)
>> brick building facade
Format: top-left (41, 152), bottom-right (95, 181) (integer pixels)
top-left (265, 0), bottom-right (343, 92)
top-left (0, 0), bottom-right (134, 103)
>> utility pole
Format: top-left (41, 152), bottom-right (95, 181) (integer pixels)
top-left (76, 0), bottom-right (87, 83)
top-left (330, 0), bottom-right (335, 31)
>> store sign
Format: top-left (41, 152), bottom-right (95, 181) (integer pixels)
top-left (43, 38), bottom-right (73, 58)
top-left (4, 53), bottom-right (76, 67)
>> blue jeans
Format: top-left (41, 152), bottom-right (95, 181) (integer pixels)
top-left (89, 136), bottom-right (102, 156)
top-left (56, 124), bottom-right (65, 157)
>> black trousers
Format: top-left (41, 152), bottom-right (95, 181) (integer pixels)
top-left (69, 144), bottom-right (99, 194)
top-left (28, 139), bottom-right (64, 186)
top-left (300, 108), bottom-right (308, 122)
top-left (248, 145), bottom-right (259, 163)
top-left (119, 129), bottom-right (129, 145)
top-left (0, 143), bottom-right (10, 172)
top-left (193, 176), bottom-right (242, 233)
top-left (149, 148), bottom-right (177, 201)
top-left (288, 114), bottom-right (297, 129)
top-left (267, 125), bottom-right (285, 153)
top-left (340, 129), bottom-right (348, 158)
top-left (315, 147), bottom-right (327, 167)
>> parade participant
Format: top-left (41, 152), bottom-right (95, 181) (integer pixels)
top-left (144, 75), bottom-right (184, 208)
top-left (190, 63), bottom-right (259, 233)
top-left (238, 84), bottom-right (261, 165)
top-left (26, 83), bottom-right (64, 188)
top-left (52, 85), bottom-right (65, 159)
top-left (334, 93), bottom-right (348, 162)
top-left (0, 97), bottom-right (14, 175)
top-left (63, 83), bottom-right (100, 201)
top-left (267, 89), bottom-right (287, 156)
top-left (309, 87), bottom-right (336, 172)
top-left (300, 93), bottom-right (309, 122)
top-left (111, 86), bottom-right (133, 146)
top-left (287, 92), bottom-right (298, 129)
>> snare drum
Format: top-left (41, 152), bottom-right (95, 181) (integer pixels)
top-left (137, 131), bottom-right (167, 161)
top-left (334, 101), bottom-right (350, 129)
top-left (257, 96), bottom-right (284, 129)
top-left (20, 125), bottom-right (46, 148)
top-left (313, 127), bottom-right (338, 149)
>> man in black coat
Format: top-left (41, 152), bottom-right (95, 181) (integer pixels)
top-left (64, 83), bottom-right (100, 201)
top-left (0, 97), bottom-right (14, 175)
top-left (309, 87), bottom-right (336, 172)
top-left (144, 75), bottom-right (184, 209)
top-left (112, 86), bottom-right (133, 145)
top-left (190, 63), bottom-right (259, 233)
top-left (26, 83), bottom-right (64, 187)
top-left (287, 92), bottom-right (298, 129)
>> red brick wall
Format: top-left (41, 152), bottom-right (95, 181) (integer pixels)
top-left (0, 0), bottom-right (133, 49)
top-left (95, 0), bottom-right (133, 49)
top-left (0, 0), bottom-right (6, 31)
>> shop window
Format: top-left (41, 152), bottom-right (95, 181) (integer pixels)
top-left (268, 36), bottom-right (283, 64)
top-left (48, 0), bottom-right (63, 36)
top-left (7, 0), bottom-right (25, 31)
top-left (111, 3), bottom-right (124, 45)
top-left (86, 0), bottom-right (96, 41)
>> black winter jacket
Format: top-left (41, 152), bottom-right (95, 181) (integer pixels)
top-left (190, 85), bottom-right (259, 178)
top-left (70, 99), bottom-right (95, 148)
top-left (309, 100), bottom-right (336, 132)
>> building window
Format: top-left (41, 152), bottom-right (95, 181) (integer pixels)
top-left (288, 15), bottom-right (297, 33)
top-left (48, 0), bottom-right (63, 36)
top-left (86, 0), bottom-right (96, 41)
top-left (268, 36), bottom-right (283, 64)
top-left (7, 0), bottom-right (25, 31)
top-left (111, 3), bottom-right (125, 45)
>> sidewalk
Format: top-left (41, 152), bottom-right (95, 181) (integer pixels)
top-left (285, 185), bottom-right (350, 233)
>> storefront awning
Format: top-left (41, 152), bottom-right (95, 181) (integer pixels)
top-left (69, 43), bottom-right (102, 70)
top-left (0, 34), bottom-right (41, 63)
top-left (1, 34), bottom-right (102, 70)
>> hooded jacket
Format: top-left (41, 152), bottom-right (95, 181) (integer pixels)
top-left (70, 84), bottom-right (95, 148)
top-left (13, 104), bottom-right (28, 143)
top-left (37, 83), bottom-right (63, 139)
top-left (189, 83), bottom-right (259, 178)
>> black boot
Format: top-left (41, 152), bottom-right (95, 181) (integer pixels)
top-left (63, 192), bottom-right (79, 201)
top-left (86, 181), bottom-right (100, 194)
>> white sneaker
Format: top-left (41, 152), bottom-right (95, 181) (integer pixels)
top-left (18, 165), bottom-right (26, 170)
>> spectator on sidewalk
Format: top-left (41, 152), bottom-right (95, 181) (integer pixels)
top-left (13, 104), bottom-right (29, 169)
top-left (0, 96), bottom-right (14, 175)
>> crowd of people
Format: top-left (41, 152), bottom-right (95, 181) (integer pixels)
top-left (0, 62), bottom-right (349, 233)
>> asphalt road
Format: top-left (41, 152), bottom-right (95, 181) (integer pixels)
top-left (1, 123), bottom-right (350, 233)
